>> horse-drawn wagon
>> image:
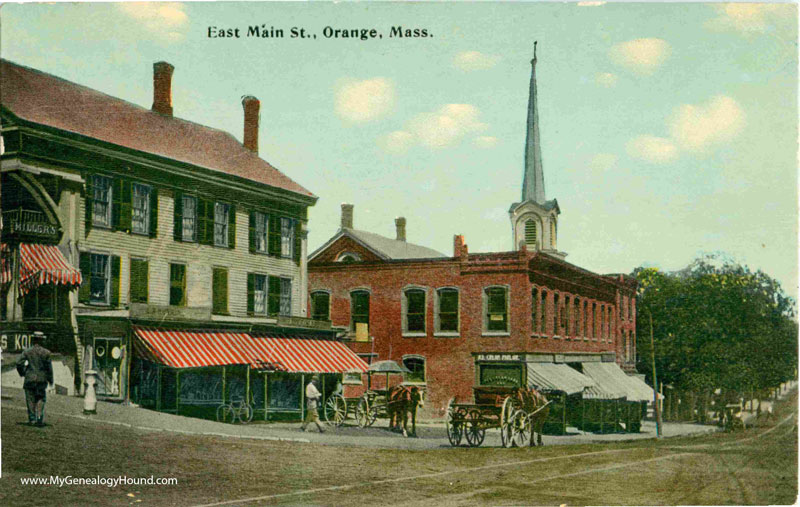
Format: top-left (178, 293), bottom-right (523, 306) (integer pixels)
top-left (445, 386), bottom-right (551, 447)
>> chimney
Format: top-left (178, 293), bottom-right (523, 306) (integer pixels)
top-left (395, 217), bottom-right (406, 242)
top-left (152, 61), bottom-right (174, 116)
top-left (341, 203), bottom-right (354, 229)
top-left (454, 234), bottom-right (468, 258)
top-left (242, 95), bottom-right (260, 154)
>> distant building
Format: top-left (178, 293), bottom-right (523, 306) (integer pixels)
top-left (1, 59), bottom-right (365, 419)
top-left (308, 45), bottom-right (648, 426)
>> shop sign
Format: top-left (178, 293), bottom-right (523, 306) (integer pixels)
top-left (475, 353), bottom-right (521, 362)
top-left (278, 315), bottom-right (331, 330)
top-left (2, 209), bottom-right (60, 242)
top-left (1, 332), bottom-right (40, 352)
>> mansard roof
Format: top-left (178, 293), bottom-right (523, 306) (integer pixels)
top-left (0, 59), bottom-right (314, 199)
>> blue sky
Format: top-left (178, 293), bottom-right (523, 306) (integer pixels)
top-left (3, 2), bottom-right (797, 299)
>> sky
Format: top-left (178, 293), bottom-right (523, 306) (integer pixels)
top-left (3, 2), bottom-right (798, 300)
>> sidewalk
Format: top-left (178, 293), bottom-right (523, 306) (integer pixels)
top-left (2, 386), bottom-right (725, 450)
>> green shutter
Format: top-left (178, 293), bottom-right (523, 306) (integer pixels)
top-left (149, 187), bottom-right (158, 238)
top-left (79, 252), bottom-right (91, 303)
top-left (111, 178), bottom-right (121, 230)
top-left (173, 191), bottom-right (183, 241)
top-left (227, 205), bottom-right (236, 249)
top-left (130, 259), bottom-right (149, 303)
top-left (268, 276), bottom-right (281, 316)
top-left (212, 268), bottom-right (228, 314)
top-left (204, 200), bottom-right (215, 245)
top-left (119, 179), bottom-right (132, 233)
top-left (84, 175), bottom-right (93, 235)
top-left (110, 255), bottom-right (121, 307)
top-left (197, 199), bottom-right (210, 245)
top-left (268, 213), bottom-right (280, 256)
top-left (293, 219), bottom-right (302, 263)
top-left (247, 273), bottom-right (255, 315)
top-left (249, 212), bottom-right (256, 253)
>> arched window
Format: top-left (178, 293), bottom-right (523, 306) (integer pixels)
top-left (550, 220), bottom-right (557, 249)
top-left (403, 288), bottom-right (426, 333)
top-left (337, 251), bottom-right (361, 263)
top-left (484, 286), bottom-right (508, 332)
top-left (524, 219), bottom-right (538, 248)
top-left (560, 294), bottom-right (568, 331)
top-left (436, 288), bottom-right (459, 333)
top-left (310, 291), bottom-right (330, 321)
top-left (540, 289), bottom-right (548, 335)
top-left (350, 290), bottom-right (370, 332)
top-left (573, 297), bottom-right (581, 337)
top-left (531, 287), bottom-right (539, 333)
top-left (403, 355), bottom-right (425, 383)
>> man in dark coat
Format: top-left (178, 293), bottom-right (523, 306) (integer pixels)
top-left (15, 333), bottom-right (53, 427)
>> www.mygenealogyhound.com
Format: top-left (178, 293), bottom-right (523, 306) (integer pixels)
top-left (20, 476), bottom-right (178, 487)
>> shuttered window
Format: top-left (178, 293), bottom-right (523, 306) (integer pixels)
top-left (182, 195), bottom-right (197, 242)
top-left (254, 212), bottom-right (268, 253)
top-left (131, 183), bottom-right (151, 235)
top-left (214, 203), bottom-right (229, 247)
top-left (280, 217), bottom-right (294, 258)
top-left (92, 175), bottom-right (113, 227)
top-left (311, 291), bottom-right (330, 321)
top-left (129, 258), bottom-right (149, 303)
top-left (267, 276), bottom-right (281, 316)
top-left (279, 278), bottom-right (292, 316)
top-left (169, 264), bottom-right (186, 307)
top-left (525, 219), bottom-right (537, 247)
top-left (212, 267), bottom-right (228, 315)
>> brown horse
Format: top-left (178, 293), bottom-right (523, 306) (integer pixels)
top-left (387, 385), bottom-right (424, 437)
top-left (514, 387), bottom-right (550, 446)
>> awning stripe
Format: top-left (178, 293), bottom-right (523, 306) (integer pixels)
top-left (133, 327), bottom-right (369, 373)
top-left (526, 362), bottom-right (596, 396)
top-left (13, 243), bottom-right (83, 295)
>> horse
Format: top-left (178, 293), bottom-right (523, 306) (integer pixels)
top-left (387, 385), bottom-right (424, 437)
top-left (516, 387), bottom-right (550, 446)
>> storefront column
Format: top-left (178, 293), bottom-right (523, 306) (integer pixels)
top-left (222, 366), bottom-right (227, 404)
top-left (300, 373), bottom-right (305, 420)
top-left (245, 367), bottom-right (250, 405)
top-left (176, 370), bottom-right (181, 415)
top-left (156, 365), bottom-right (162, 412)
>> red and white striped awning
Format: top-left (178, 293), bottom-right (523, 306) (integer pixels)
top-left (1, 243), bottom-right (82, 295)
top-left (134, 327), bottom-right (368, 374)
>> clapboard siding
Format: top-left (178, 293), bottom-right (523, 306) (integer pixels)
top-left (78, 189), bottom-right (304, 316)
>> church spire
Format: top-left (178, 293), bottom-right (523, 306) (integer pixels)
top-left (522, 41), bottom-right (546, 204)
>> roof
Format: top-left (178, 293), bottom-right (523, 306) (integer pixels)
top-left (581, 362), bottom-right (657, 402)
top-left (526, 362), bottom-right (595, 396)
top-left (0, 59), bottom-right (314, 198)
top-left (509, 197), bottom-right (560, 214)
top-left (310, 228), bottom-right (447, 261)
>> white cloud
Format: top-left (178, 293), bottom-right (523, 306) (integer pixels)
top-left (577, 1), bottom-right (606, 6)
top-left (408, 104), bottom-right (487, 148)
top-left (377, 131), bottom-right (414, 154)
top-left (474, 136), bottom-right (498, 149)
top-left (595, 72), bottom-right (618, 88)
top-left (610, 38), bottom-right (671, 75)
top-left (335, 78), bottom-right (395, 123)
top-left (117, 3), bottom-right (188, 40)
top-left (706, 4), bottom-right (794, 34)
top-left (453, 51), bottom-right (500, 71)
top-left (626, 135), bottom-right (678, 164)
top-left (668, 95), bottom-right (745, 152)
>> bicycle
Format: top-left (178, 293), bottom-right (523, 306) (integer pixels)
top-left (216, 397), bottom-right (254, 424)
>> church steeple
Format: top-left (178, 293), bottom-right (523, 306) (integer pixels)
top-left (522, 41), bottom-right (545, 204)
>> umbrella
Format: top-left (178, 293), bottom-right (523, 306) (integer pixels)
top-left (367, 360), bottom-right (410, 390)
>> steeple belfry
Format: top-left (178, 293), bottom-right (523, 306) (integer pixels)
top-left (522, 41), bottom-right (546, 204)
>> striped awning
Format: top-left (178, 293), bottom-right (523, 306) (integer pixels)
top-left (134, 327), bottom-right (369, 374)
top-left (4, 243), bottom-right (83, 296)
top-left (581, 362), bottom-right (656, 402)
top-left (527, 362), bottom-right (596, 396)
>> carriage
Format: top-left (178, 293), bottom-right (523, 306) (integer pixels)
top-left (445, 386), bottom-right (551, 448)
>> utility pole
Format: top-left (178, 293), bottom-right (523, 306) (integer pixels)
top-left (649, 311), bottom-right (662, 437)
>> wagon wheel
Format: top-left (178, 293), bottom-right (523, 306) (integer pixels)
top-left (355, 396), bottom-right (371, 428)
top-left (368, 401), bottom-right (380, 427)
top-left (464, 409), bottom-right (486, 447)
top-left (500, 396), bottom-right (519, 448)
top-left (324, 394), bottom-right (347, 427)
top-left (445, 398), bottom-right (463, 447)
top-left (511, 410), bottom-right (532, 448)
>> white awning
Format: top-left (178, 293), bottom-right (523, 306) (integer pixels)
top-left (581, 362), bottom-right (656, 402)
top-left (526, 362), bottom-right (595, 396)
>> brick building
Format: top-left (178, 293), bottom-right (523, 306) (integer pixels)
top-left (308, 45), bottom-right (649, 421)
top-left (1, 59), bottom-right (366, 420)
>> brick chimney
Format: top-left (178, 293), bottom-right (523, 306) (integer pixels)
top-left (152, 61), bottom-right (174, 116)
top-left (242, 95), bottom-right (260, 154)
top-left (341, 203), bottom-right (354, 229)
top-left (395, 217), bottom-right (406, 242)
top-left (454, 234), bottom-right (468, 259)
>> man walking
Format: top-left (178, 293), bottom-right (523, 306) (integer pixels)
top-left (300, 375), bottom-right (325, 433)
top-left (15, 333), bottom-right (53, 427)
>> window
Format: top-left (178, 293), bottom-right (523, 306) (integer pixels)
top-left (182, 195), bottom-right (197, 242)
top-left (403, 356), bottom-right (425, 383)
top-left (541, 289), bottom-right (548, 335)
top-left (550, 220), bottom-right (557, 248)
top-left (436, 288), bottom-right (459, 333)
top-left (404, 289), bottom-right (426, 333)
top-left (337, 253), bottom-right (361, 263)
top-left (479, 363), bottom-right (523, 387)
top-left (212, 267), bottom-right (228, 315)
top-left (531, 287), bottom-right (539, 333)
top-left (574, 297), bottom-right (581, 337)
top-left (280, 217), bottom-right (295, 258)
top-left (214, 203), bottom-right (230, 247)
top-left (560, 294), bottom-right (568, 331)
top-left (22, 285), bottom-right (57, 320)
top-left (484, 287), bottom-right (508, 332)
top-left (131, 183), bottom-right (151, 234)
top-left (586, 301), bottom-right (593, 338)
top-left (252, 275), bottom-right (267, 315)
top-left (311, 291), bottom-right (330, 321)
top-left (90, 253), bottom-right (110, 304)
top-left (254, 212), bottom-right (268, 253)
top-left (525, 219), bottom-right (537, 248)
top-left (169, 264), bottom-right (186, 306)
top-left (129, 258), bottom-right (149, 303)
top-left (350, 290), bottom-right (370, 332)
top-left (279, 278), bottom-right (292, 316)
top-left (92, 175), bottom-right (113, 227)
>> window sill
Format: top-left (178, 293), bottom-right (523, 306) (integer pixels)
top-left (131, 230), bottom-right (150, 237)
top-left (212, 312), bottom-right (230, 316)
top-left (434, 332), bottom-right (460, 338)
top-left (91, 223), bottom-right (112, 231)
top-left (481, 331), bottom-right (510, 337)
top-left (402, 332), bottom-right (427, 338)
top-left (553, 335), bottom-right (562, 340)
top-left (403, 381), bottom-right (427, 386)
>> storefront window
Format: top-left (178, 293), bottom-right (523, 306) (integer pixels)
top-left (22, 285), bottom-right (57, 320)
top-left (92, 337), bottom-right (125, 397)
top-left (268, 375), bottom-right (301, 410)
top-left (479, 363), bottom-right (522, 387)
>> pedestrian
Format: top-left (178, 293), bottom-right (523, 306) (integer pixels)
top-left (15, 332), bottom-right (54, 427)
top-left (300, 374), bottom-right (325, 433)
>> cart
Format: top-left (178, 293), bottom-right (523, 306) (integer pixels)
top-left (445, 386), bottom-right (551, 448)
